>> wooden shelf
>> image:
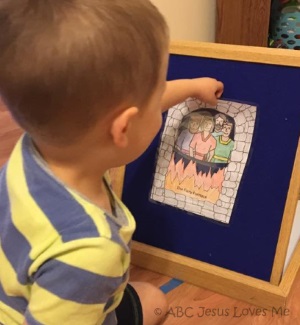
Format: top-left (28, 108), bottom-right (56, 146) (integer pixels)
top-left (216, 0), bottom-right (272, 47)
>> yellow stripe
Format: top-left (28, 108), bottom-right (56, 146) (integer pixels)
top-left (64, 191), bottom-right (131, 275)
top-left (219, 138), bottom-right (232, 145)
top-left (0, 301), bottom-right (23, 325)
top-left (28, 283), bottom-right (107, 325)
top-left (213, 155), bottom-right (228, 162)
top-left (54, 238), bottom-right (130, 277)
top-left (6, 140), bottom-right (63, 266)
top-left (0, 245), bottom-right (30, 300)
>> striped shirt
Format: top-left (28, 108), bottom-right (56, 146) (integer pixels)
top-left (0, 134), bottom-right (136, 325)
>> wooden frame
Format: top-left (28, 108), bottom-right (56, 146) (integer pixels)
top-left (114, 41), bottom-right (300, 309)
top-left (131, 240), bottom-right (300, 310)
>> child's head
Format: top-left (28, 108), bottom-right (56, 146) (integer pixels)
top-left (0, 0), bottom-right (169, 145)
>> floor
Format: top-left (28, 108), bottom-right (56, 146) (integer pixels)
top-left (130, 265), bottom-right (300, 325)
top-left (1, 107), bottom-right (300, 324)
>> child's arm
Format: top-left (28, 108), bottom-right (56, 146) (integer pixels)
top-left (162, 78), bottom-right (224, 112)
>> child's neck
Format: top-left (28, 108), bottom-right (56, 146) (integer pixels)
top-left (51, 162), bottom-right (113, 213)
top-left (33, 138), bottom-right (115, 212)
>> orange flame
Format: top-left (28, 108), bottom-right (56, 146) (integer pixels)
top-left (165, 156), bottom-right (224, 204)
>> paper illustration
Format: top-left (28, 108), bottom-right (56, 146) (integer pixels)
top-left (150, 99), bottom-right (257, 223)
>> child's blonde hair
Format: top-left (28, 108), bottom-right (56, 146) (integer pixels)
top-left (0, 0), bottom-right (169, 144)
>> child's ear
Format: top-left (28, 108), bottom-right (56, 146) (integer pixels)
top-left (110, 106), bottom-right (139, 148)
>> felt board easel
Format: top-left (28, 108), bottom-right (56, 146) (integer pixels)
top-left (114, 41), bottom-right (300, 309)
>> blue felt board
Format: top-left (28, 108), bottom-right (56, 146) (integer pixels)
top-left (123, 54), bottom-right (300, 281)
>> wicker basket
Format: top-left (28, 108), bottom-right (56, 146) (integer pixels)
top-left (269, 0), bottom-right (300, 49)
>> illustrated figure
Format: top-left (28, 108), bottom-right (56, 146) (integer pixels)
top-left (175, 115), bottom-right (202, 155)
top-left (212, 113), bottom-right (227, 138)
top-left (189, 116), bottom-right (216, 161)
top-left (211, 122), bottom-right (235, 163)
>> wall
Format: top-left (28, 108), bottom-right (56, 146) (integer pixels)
top-left (150, 0), bottom-right (216, 42)
top-left (284, 202), bottom-right (300, 273)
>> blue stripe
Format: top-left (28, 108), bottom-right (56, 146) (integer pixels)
top-left (33, 259), bottom-right (127, 304)
top-left (24, 310), bottom-right (44, 325)
top-left (104, 296), bottom-right (115, 312)
top-left (0, 167), bottom-right (32, 285)
top-left (160, 279), bottom-right (183, 294)
top-left (21, 135), bottom-right (100, 242)
top-left (104, 213), bottom-right (129, 253)
top-left (103, 311), bottom-right (117, 324)
top-left (0, 280), bottom-right (28, 315)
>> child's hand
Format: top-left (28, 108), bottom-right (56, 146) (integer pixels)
top-left (190, 77), bottom-right (224, 106)
top-left (162, 78), bottom-right (224, 112)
